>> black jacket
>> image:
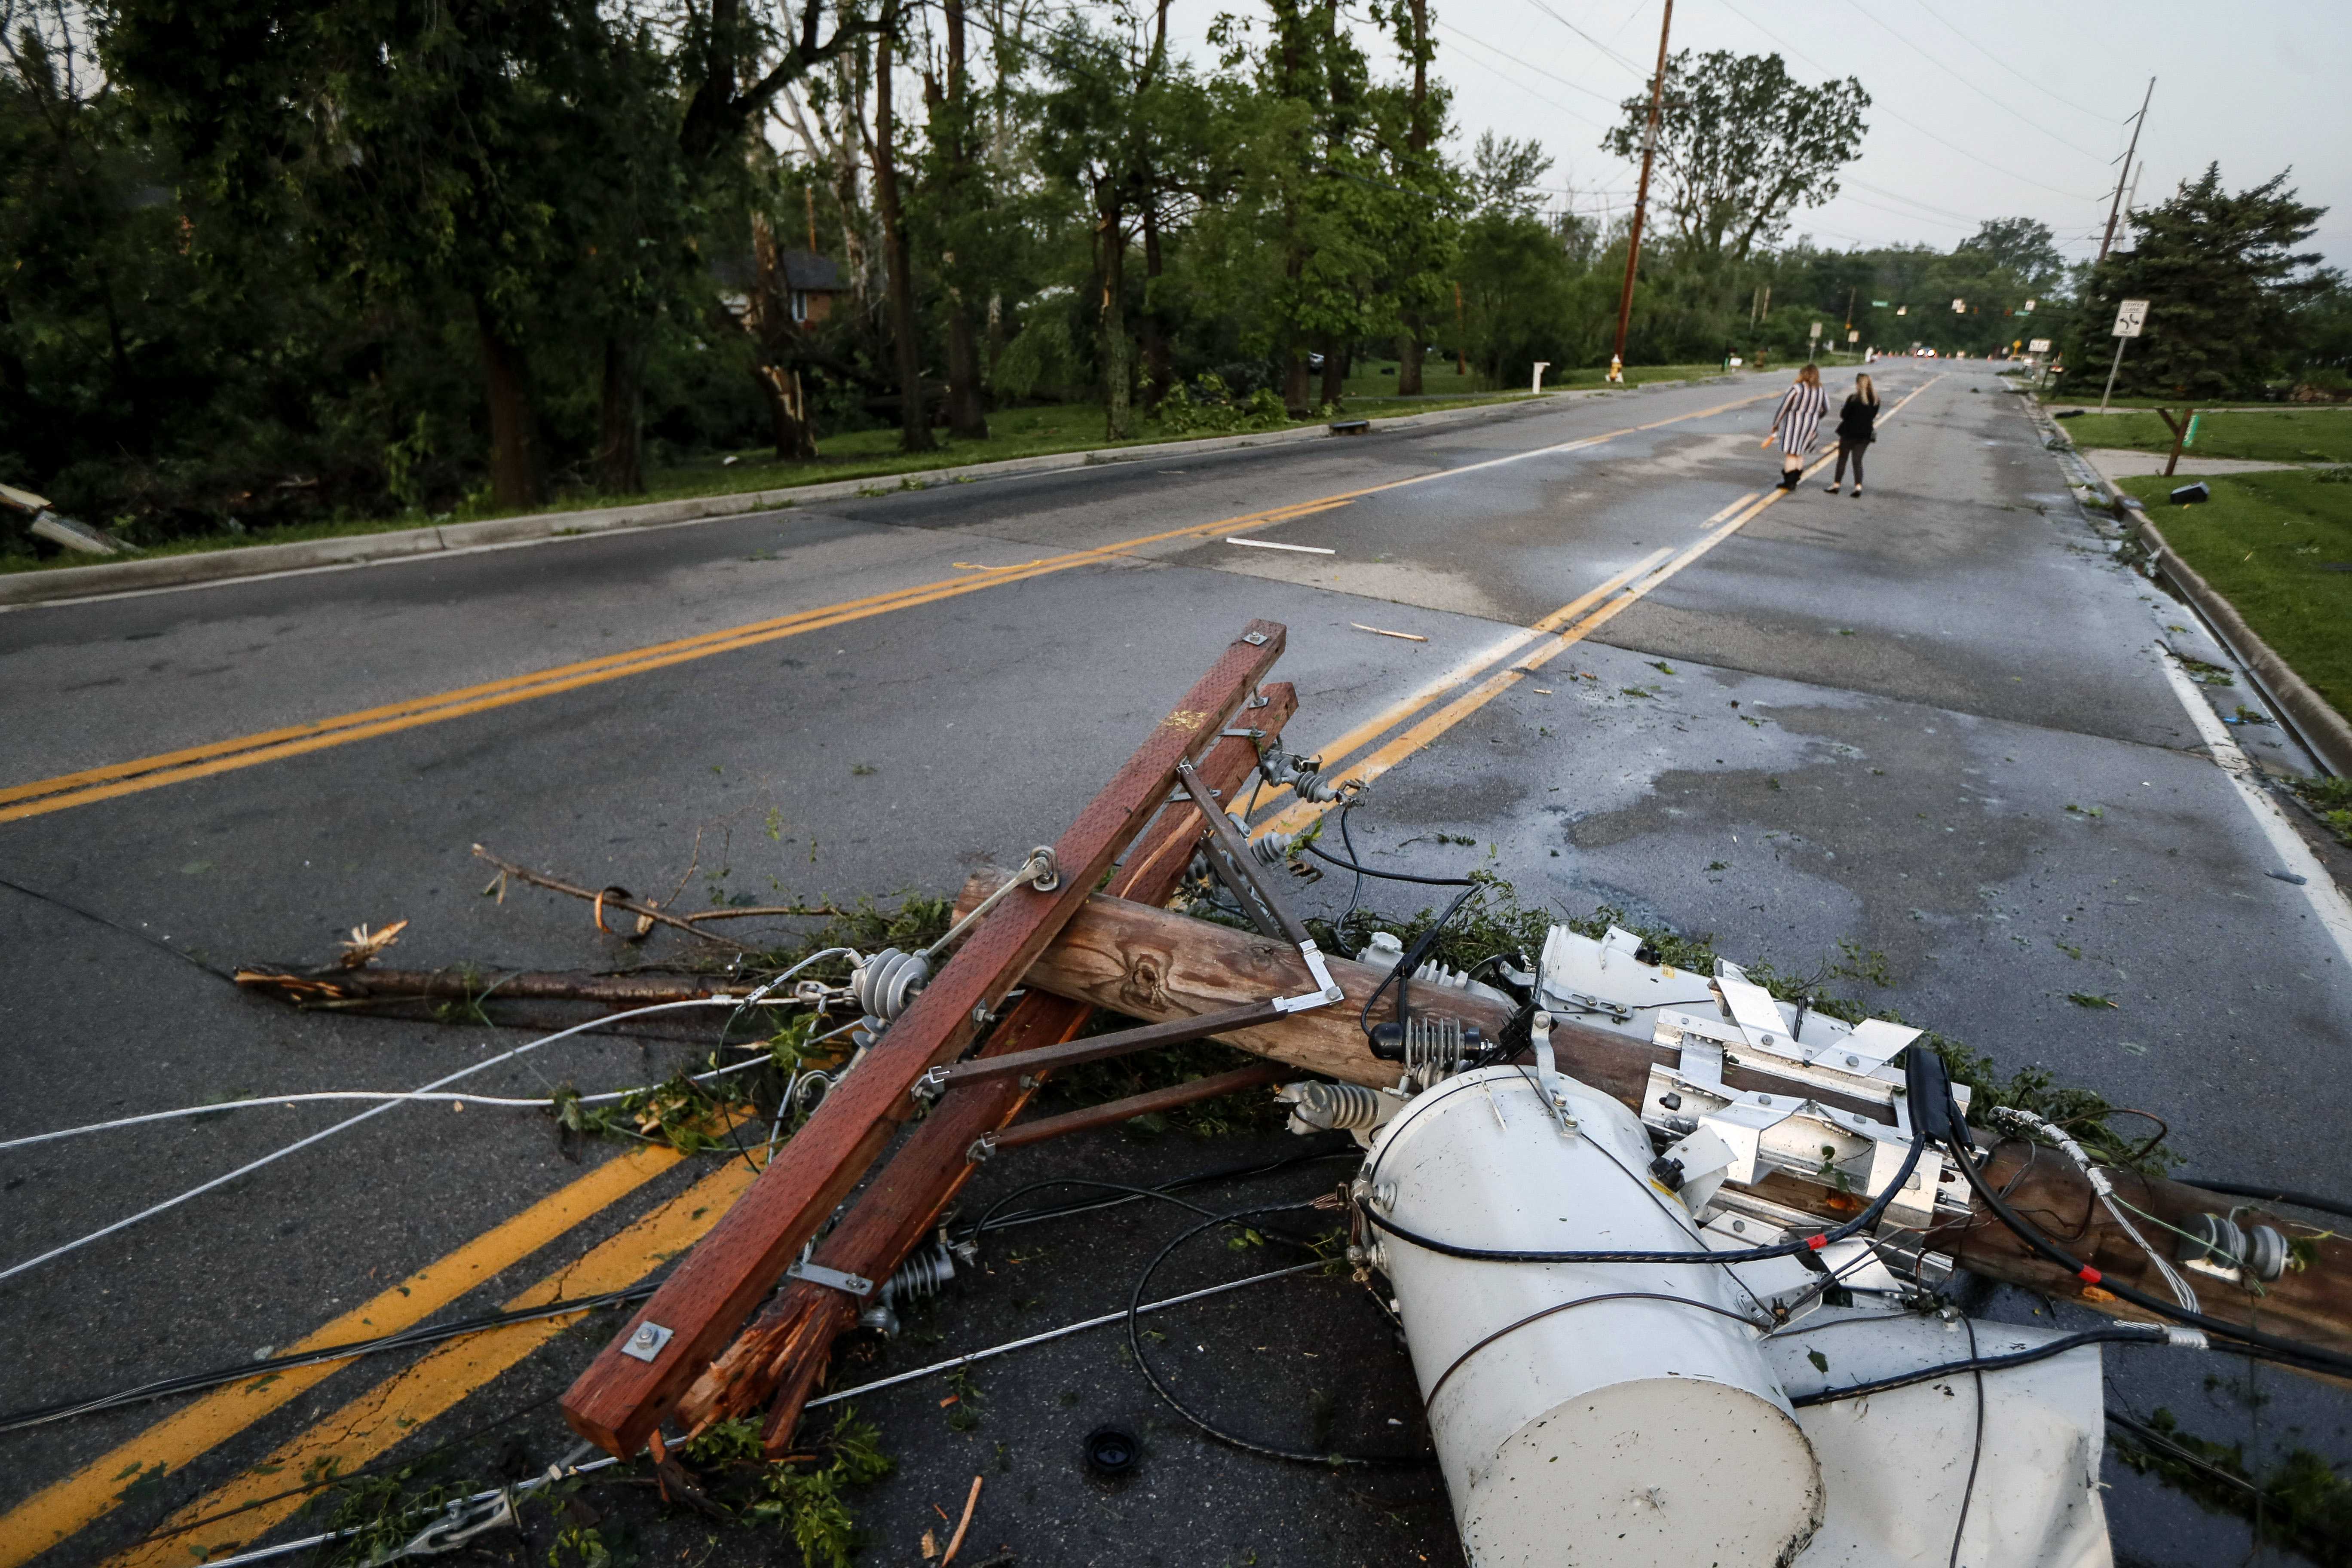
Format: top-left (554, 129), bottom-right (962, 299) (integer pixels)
top-left (1837, 395), bottom-right (1879, 444)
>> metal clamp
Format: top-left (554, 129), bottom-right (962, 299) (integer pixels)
top-left (402, 1490), bottom-right (519, 1556)
top-left (787, 1259), bottom-right (876, 1297)
top-left (1270, 940), bottom-right (1345, 1013)
top-left (911, 1064), bottom-right (951, 1103)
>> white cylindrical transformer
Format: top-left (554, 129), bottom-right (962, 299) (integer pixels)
top-left (1366, 1066), bottom-right (1823, 1566)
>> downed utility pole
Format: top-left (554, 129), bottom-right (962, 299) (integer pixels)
top-left (672, 683), bottom-right (1300, 1449)
top-left (561, 622), bottom-right (1289, 1456)
top-left (1002, 886), bottom-right (2352, 1368)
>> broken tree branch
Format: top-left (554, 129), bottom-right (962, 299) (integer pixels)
top-left (472, 845), bottom-right (758, 952)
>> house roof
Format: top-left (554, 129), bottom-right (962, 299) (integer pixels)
top-left (780, 250), bottom-right (844, 292)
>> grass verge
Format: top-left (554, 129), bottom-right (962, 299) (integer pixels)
top-left (2063, 408), bottom-right (2352, 464)
top-left (2119, 469), bottom-right (2352, 722)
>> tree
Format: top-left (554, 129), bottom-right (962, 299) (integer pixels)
top-left (922, 0), bottom-right (989, 438)
top-left (1602, 50), bottom-right (1867, 270)
top-left (1956, 217), bottom-right (2064, 294)
top-left (869, 0), bottom-right (932, 451)
top-left (107, 0), bottom-right (637, 509)
top-left (2070, 164), bottom-right (2328, 398)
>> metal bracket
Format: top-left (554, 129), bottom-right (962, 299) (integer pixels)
top-left (912, 1064), bottom-right (951, 1103)
top-left (1241, 631), bottom-right (1271, 646)
top-left (1270, 939), bottom-right (1344, 1013)
top-left (402, 1490), bottom-right (520, 1556)
top-left (618, 1322), bottom-right (674, 1363)
top-left (966, 1132), bottom-right (998, 1164)
top-left (787, 1259), bottom-right (876, 1297)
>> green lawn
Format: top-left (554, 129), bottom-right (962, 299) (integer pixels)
top-left (2062, 408), bottom-right (2352, 464)
top-left (1346, 358), bottom-right (1742, 397)
top-left (2120, 469), bottom-right (2352, 720)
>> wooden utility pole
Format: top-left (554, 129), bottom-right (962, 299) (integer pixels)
top-left (1611, 0), bottom-right (1674, 369)
top-left (2098, 77), bottom-right (2155, 263)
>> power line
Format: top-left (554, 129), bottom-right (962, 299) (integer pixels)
top-left (1833, 0), bottom-right (2107, 161)
top-left (1709, 0), bottom-right (2102, 202)
top-left (1437, 19), bottom-right (1622, 108)
top-left (1519, 0), bottom-right (1652, 79)
top-left (1905, 0), bottom-right (2126, 128)
top-left (1436, 22), bottom-right (1612, 129)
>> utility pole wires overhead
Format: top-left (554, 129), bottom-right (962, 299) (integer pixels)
top-left (1611, 0), bottom-right (1672, 371)
top-left (2098, 77), bottom-right (2154, 264)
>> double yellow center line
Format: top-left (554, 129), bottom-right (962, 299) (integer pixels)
top-left (1251, 375), bottom-right (1943, 837)
top-left (1, 391), bottom-right (1773, 825)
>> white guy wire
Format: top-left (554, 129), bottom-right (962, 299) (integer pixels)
top-left (0, 997), bottom-right (738, 1284)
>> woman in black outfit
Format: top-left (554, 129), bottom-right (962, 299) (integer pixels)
top-left (1824, 373), bottom-right (1878, 496)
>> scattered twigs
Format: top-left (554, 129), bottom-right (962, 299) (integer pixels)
top-left (940, 1475), bottom-right (983, 1565)
top-left (472, 845), bottom-right (757, 952)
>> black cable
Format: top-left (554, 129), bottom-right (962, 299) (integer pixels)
top-left (1302, 842), bottom-right (1479, 885)
top-left (2170, 1179), bottom-right (2352, 1224)
top-left (1360, 1046), bottom-right (1942, 1267)
top-left (0, 873), bottom-right (237, 981)
top-left (0, 1284), bottom-right (655, 1433)
top-left (1788, 1324), bottom-right (2169, 1407)
top-left (1421, 1290), bottom-right (1771, 1411)
top-left (1357, 882), bottom-right (1482, 1048)
top-left (1124, 1200), bottom-right (1428, 1467)
top-left (1940, 1105), bottom-right (2352, 1378)
top-left (1336, 798), bottom-right (1368, 945)
top-left (1949, 1314), bottom-right (1983, 1568)
top-left (954, 1142), bottom-right (1357, 1240)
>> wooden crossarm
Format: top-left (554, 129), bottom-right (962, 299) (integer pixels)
top-left (559, 623), bottom-right (1286, 1455)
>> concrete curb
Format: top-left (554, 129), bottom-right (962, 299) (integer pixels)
top-left (2135, 518), bottom-right (2352, 778)
top-left (0, 379), bottom-right (1741, 610)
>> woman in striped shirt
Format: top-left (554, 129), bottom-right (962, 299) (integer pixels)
top-left (1764, 364), bottom-right (1831, 491)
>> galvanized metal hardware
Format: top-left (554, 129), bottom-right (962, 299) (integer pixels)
top-left (1241, 631), bottom-right (1271, 646)
top-left (619, 1322), bottom-right (674, 1363)
top-left (787, 1258), bottom-right (876, 1297)
top-left (401, 1488), bottom-right (520, 1555)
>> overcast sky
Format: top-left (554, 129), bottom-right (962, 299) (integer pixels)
top-left (1162, 0), bottom-right (2352, 272)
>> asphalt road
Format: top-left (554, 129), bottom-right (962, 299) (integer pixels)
top-left (4, 362), bottom-right (2349, 1568)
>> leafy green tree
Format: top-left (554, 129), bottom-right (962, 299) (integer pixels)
top-left (1603, 50), bottom-right (1867, 270)
top-left (2067, 164), bottom-right (2329, 399)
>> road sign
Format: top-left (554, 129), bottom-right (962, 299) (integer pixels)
top-left (2023, 299), bottom-right (2037, 312)
top-left (2028, 338), bottom-right (2052, 353)
top-left (1871, 300), bottom-right (1889, 307)
top-left (1952, 298), bottom-right (1966, 313)
top-left (2113, 300), bottom-right (2150, 338)
top-left (1809, 322), bottom-right (1822, 340)
top-left (1847, 330), bottom-right (1860, 343)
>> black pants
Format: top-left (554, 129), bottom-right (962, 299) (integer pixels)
top-left (1833, 440), bottom-right (1866, 486)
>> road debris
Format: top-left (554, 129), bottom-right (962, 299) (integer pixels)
top-left (1350, 622), bottom-right (1427, 642)
top-left (1225, 536), bottom-right (1334, 554)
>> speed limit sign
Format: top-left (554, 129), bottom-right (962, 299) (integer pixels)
top-left (2112, 299), bottom-right (2150, 338)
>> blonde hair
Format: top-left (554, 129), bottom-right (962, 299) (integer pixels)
top-left (1797, 363), bottom-right (1822, 387)
top-left (1855, 373), bottom-right (1877, 405)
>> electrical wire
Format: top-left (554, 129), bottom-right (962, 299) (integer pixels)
top-left (1708, 0), bottom-right (2102, 203)
top-left (1939, 1104), bottom-right (2352, 1379)
top-left (0, 872), bottom-right (236, 981)
top-left (1421, 1289), bottom-right (1771, 1411)
top-left (1302, 841), bottom-right (1478, 885)
top-left (2171, 1179), bottom-right (2352, 1225)
top-left (1787, 1323), bottom-right (2175, 1407)
top-left (1988, 1105), bottom-right (2198, 1313)
top-left (0, 996), bottom-right (746, 1285)
top-left (1125, 1200), bottom-right (1428, 1466)
top-left (0, 1050), bottom-right (796, 1153)
top-left (954, 1142), bottom-right (1358, 1240)
top-left (1830, 0), bottom-right (2109, 161)
top-left (0, 1284), bottom-right (657, 1432)
top-left (1949, 1313), bottom-right (1983, 1568)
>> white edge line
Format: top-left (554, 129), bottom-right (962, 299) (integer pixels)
top-left (2152, 642), bottom-right (2352, 967)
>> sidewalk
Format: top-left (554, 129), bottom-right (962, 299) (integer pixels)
top-left (2080, 448), bottom-right (2310, 481)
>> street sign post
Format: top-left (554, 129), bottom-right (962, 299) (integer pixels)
top-left (1808, 321), bottom-right (1821, 361)
top-left (2100, 298), bottom-right (2151, 413)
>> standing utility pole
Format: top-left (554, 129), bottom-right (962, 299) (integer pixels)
top-left (2098, 78), bottom-right (2155, 264)
top-left (1610, 0), bottom-right (1674, 374)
